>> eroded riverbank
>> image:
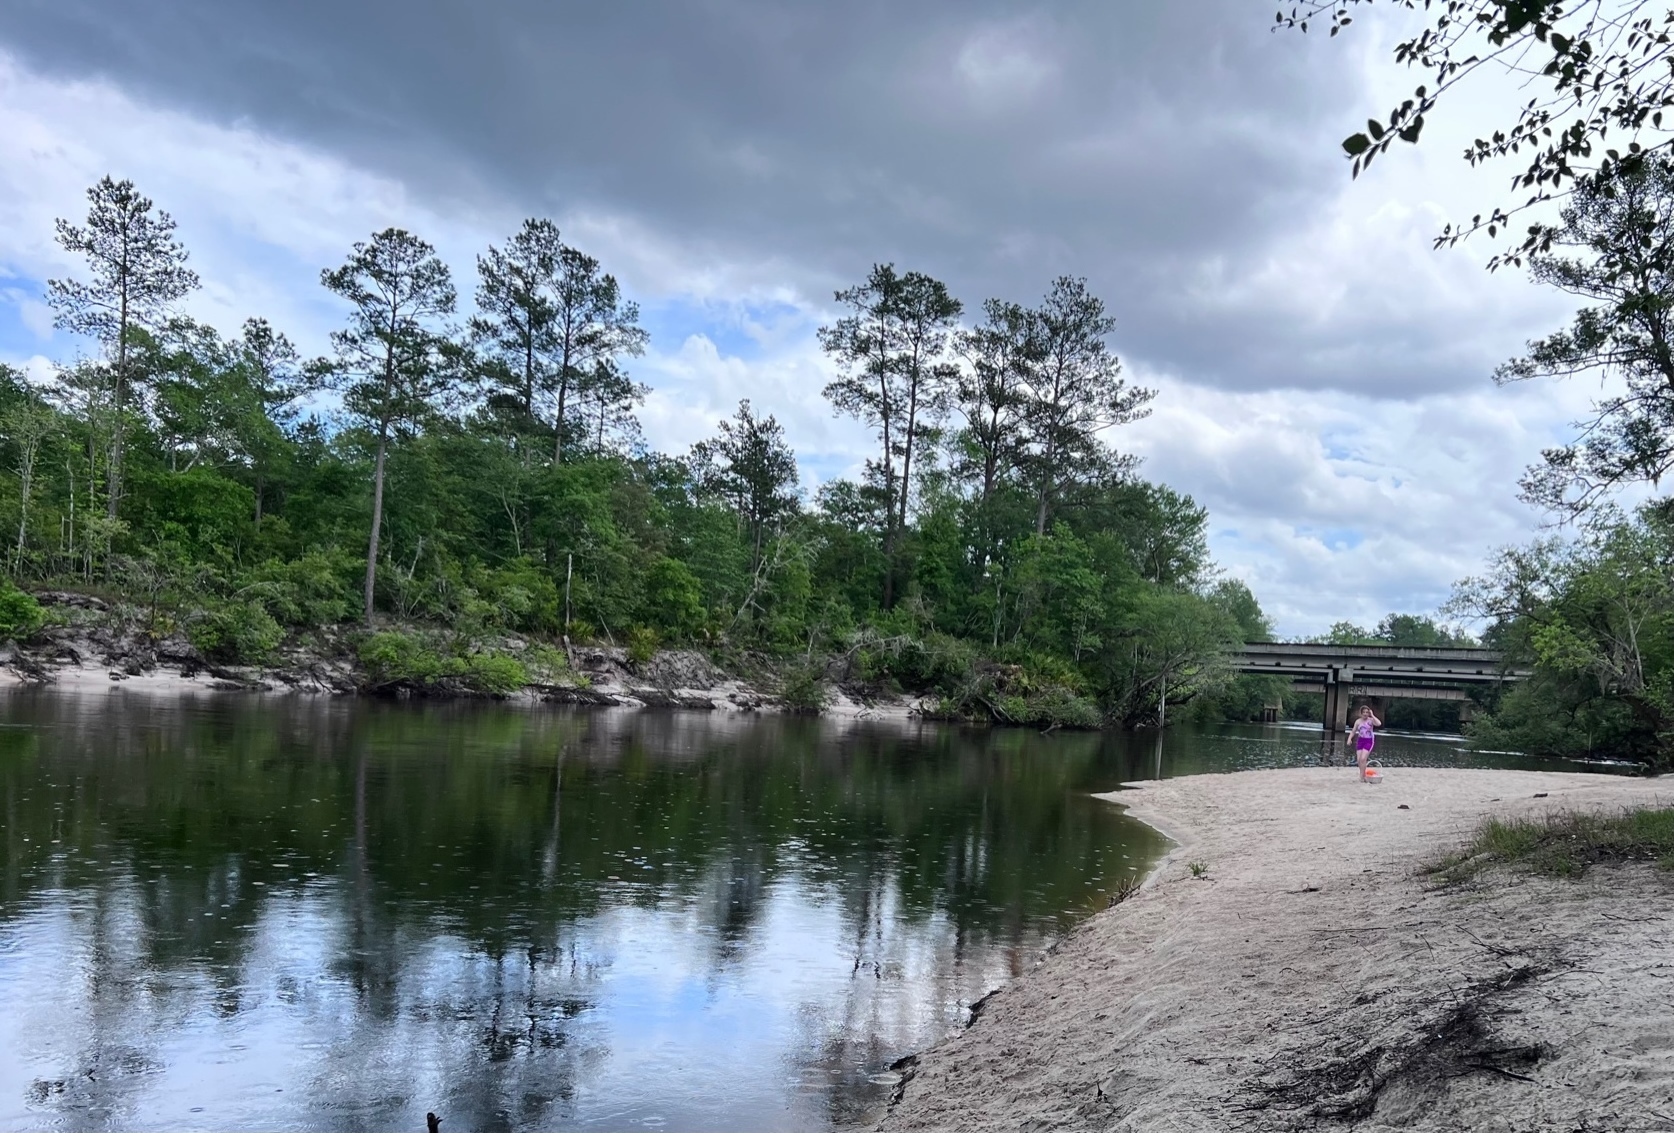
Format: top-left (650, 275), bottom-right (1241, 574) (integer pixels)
top-left (878, 767), bottom-right (1674, 1132)
top-left (0, 600), bottom-right (928, 720)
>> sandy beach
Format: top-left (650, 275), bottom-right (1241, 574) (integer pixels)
top-left (878, 766), bottom-right (1674, 1132)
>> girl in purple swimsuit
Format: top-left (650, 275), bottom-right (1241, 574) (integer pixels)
top-left (1350, 706), bottom-right (1381, 778)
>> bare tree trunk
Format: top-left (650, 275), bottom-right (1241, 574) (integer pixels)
top-left (108, 290), bottom-right (129, 523)
top-left (364, 423), bottom-right (389, 625)
top-left (879, 360), bottom-right (897, 611)
top-left (65, 457), bottom-right (75, 566)
top-left (899, 351), bottom-right (921, 539)
top-left (15, 446), bottom-right (34, 571)
top-left (554, 373), bottom-right (569, 463)
top-left (1034, 433), bottom-right (1058, 536)
top-left (525, 337), bottom-right (536, 418)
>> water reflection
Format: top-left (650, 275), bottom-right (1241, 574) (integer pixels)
top-left (0, 695), bottom-right (1626, 1131)
top-left (1, 694), bottom-right (1169, 1131)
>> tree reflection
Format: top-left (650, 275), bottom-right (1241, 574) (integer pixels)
top-left (0, 691), bottom-right (1167, 1130)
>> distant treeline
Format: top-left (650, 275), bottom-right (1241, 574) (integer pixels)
top-left (0, 175), bottom-right (1305, 725)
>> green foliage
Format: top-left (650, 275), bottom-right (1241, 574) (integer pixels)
top-left (777, 661), bottom-right (830, 714)
top-left (0, 581), bottom-right (44, 641)
top-left (1207, 579), bottom-right (1273, 642)
top-left (1315, 614), bottom-right (1475, 647)
top-left (523, 644), bottom-right (582, 686)
top-left (626, 625), bottom-right (660, 665)
top-left (189, 600), bottom-right (284, 665)
top-left (1451, 506), bottom-right (1674, 767)
top-left (643, 556), bottom-right (704, 638)
top-left (359, 631), bottom-right (447, 685)
top-left (1187, 673), bottom-right (1289, 724)
top-left (357, 630), bottom-right (528, 696)
top-left (1287, 1), bottom-right (1669, 266)
top-left (241, 550), bottom-right (359, 626)
top-left (459, 651), bottom-right (529, 697)
top-left (4, 176), bottom-right (1276, 729)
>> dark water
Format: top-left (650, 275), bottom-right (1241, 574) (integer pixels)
top-left (0, 693), bottom-right (1627, 1132)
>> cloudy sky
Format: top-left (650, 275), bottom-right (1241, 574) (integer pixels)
top-left (0, 1), bottom-right (1605, 636)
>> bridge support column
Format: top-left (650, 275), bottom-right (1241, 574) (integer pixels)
top-left (1321, 667), bottom-right (1351, 743)
top-left (1321, 681), bottom-right (1340, 741)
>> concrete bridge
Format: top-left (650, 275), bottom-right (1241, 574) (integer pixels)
top-left (1233, 642), bottom-right (1531, 738)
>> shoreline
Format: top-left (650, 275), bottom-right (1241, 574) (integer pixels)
top-left (0, 645), bottom-right (929, 722)
top-left (878, 766), bottom-right (1673, 1132)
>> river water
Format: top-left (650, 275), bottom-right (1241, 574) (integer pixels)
top-left (0, 690), bottom-right (1626, 1131)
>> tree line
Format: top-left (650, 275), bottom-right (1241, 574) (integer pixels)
top-left (0, 176), bottom-right (1276, 726)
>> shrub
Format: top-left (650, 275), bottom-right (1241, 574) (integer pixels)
top-left (356, 630), bottom-right (528, 697)
top-left (779, 661), bottom-right (830, 714)
top-left (627, 625), bottom-right (660, 664)
top-left (359, 631), bottom-right (447, 686)
top-left (524, 644), bottom-right (576, 684)
top-left (476, 558), bottom-right (562, 633)
top-left (190, 600), bottom-right (284, 665)
top-left (865, 631), bottom-right (979, 694)
top-left (242, 551), bottom-right (358, 626)
top-left (0, 583), bottom-right (43, 642)
top-left (458, 651), bottom-right (528, 696)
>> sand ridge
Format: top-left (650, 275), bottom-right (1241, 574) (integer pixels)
top-left (877, 766), bottom-right (1674, 1132)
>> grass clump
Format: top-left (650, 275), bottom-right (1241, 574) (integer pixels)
top-left (1430, 807), bottom-right (1674, 882)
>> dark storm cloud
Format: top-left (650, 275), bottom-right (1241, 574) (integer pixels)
top-left (0, 0), bottom-right (1465, 393)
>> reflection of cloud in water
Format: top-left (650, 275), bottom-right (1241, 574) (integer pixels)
top-left (0, 691), bottom-right (1172, 1130)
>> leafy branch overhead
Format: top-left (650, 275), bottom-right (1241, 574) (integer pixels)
top-left (1282, 0), bottom-right (1674, 266)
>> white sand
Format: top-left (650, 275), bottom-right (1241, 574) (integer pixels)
top-left (878, 767), bottom-right (1674, 1132)
top-left (0, 661), bottom-right (231, 693)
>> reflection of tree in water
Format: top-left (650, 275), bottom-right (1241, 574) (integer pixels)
top-left (18, 880), bottom-right (168, 1129)
top-left (0, 691), bottom-right (1166, 1129)
top-left (299, 931), bottom-right (609, 1132)
top-left (697, 846), bottom-right (769, 965)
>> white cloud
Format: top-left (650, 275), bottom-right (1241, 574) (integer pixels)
top-left (1124, 365), bottom-right (1599, 637)
top-left (0, 46), bottom-right (1624, 640)
top-left (1, 287), bottom-right (54, 338)
top-left (0, 52), bottom-right (480, 357)
top-left (636, 330), bottom-right (871, 490)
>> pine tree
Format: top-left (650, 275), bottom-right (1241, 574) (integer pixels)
top-left (320, 229), bottom-right (458, 623)
top-left (47, 176), bottom-right (199, 523)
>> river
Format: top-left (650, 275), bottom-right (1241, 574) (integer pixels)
top-left (0, 690), bottom-right (1626, 1131)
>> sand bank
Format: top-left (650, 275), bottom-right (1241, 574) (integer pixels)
top-left (879, 767), bottom-right (1674, 1132)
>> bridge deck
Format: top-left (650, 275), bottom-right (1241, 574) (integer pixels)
top-left (1235, 642), bottom-right (1528, 684)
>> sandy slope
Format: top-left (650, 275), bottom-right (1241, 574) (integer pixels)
top-left (878, 767), bottom-right (1674, 1132)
